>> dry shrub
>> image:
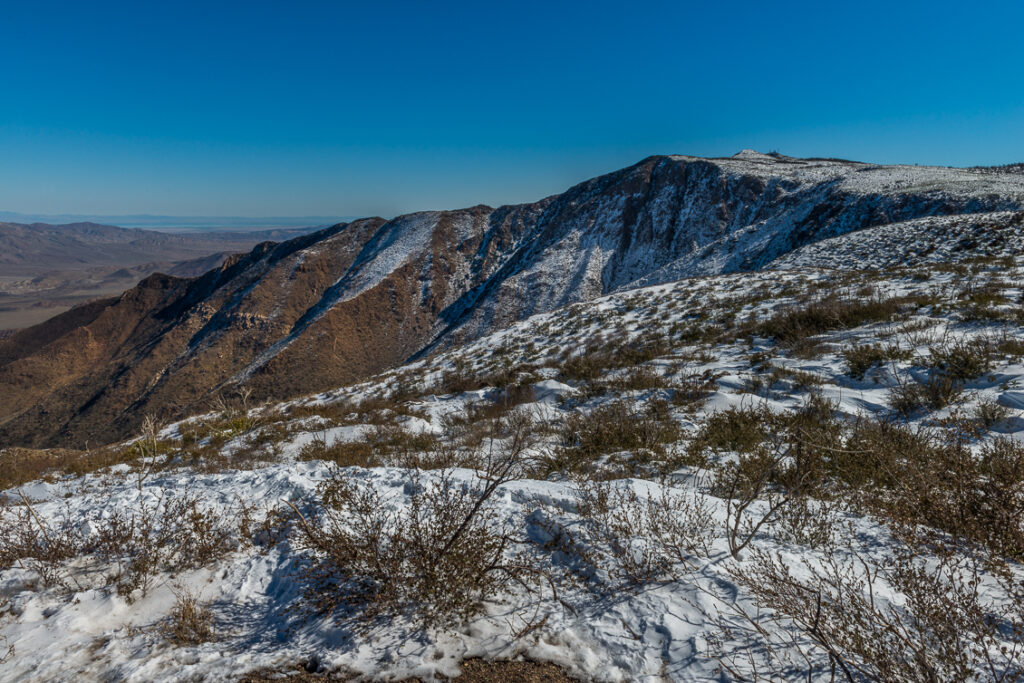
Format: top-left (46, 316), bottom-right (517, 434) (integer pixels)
top-left (299, 423), bottom-right (452, 470)
top-left (0, 493), bottom-right (241, 598)
top-left (755, 295), bottom-right (915, 350)
top-left (765, 365), bottom-right (824, 393)
top-left (669, 369), bottom-right (717, 408)
top-left (161, 587), bottom-right (215, 646)
top-left (287, 394), bottom-right (425, 429)
top-left (770, 495), bottom-right (846, 549)
top-left (802, 416), bottom-right (1024, 560)
top-left (0, 446), bottom-right (133, 491)
top-left (690, 405), bottom-right (770, 457)
top-left (288, 415), bottom-right (537, 629)
top-left (557, 340), bottom-right (620, 383)
top-left (998, 337), bottom-right (1024, 359)
top-left (716, 537), bottom-right (1024, 682)
top-left (870, 434), bottom-right (1024, 558)
top-left (926, 338), bottom-right (994, 383)
top-left (888, 372), bottom-right (964, 415)
top-left (692, 397), bottom-right (1024, 560)
top-left (0, 498), bottom-right (89, 588)
top-left (434, 357), bottom-right (538, 395)
top-left (842, 343), bottom-right (909, 380)
top-left (889, 338), bottom-right (996, 416)
top-left (97, 494), bottom-right (240, 598)
top-left (557, 334), bottom-right (670, 384)
top-left (714, 445), bottom-right (797, 560)
top-left (973, 396), bottom-right (1012, 429)
top-left (298, 434), bottom-right (377, 468)
top-left (694, 396), bottom-right (842, 489)
top-left (548, 400), bottom-right (681, 475)
top-left (0, 415), bottom-right (187, 490)
top-left (442, 385), bottom-right (539, 450)
top-left (560, 481), bottom-right (715, 588)
top-left (609, 365), bottom-right (669, 392)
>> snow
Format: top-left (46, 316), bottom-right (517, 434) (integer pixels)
top-left (0, 462), bottom-right (875, 681)
top-left (4, 252), bottom-right (1024, 680)
top-left (6, 157), bottom-right (1024, 680)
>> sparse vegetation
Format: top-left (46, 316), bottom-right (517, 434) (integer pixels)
top-left (161, 587), bottom-right (216, 646)
top-left (0, 492), bottom-right (242, 598)
top-left (842, 342), bottom-right (910, 380)
top-left (754, 294), bottom-right (929, 353)
top-left (287, 413), bottom-right (539, 629)
top-left (5, 253), bottom-right (1024, 679)
top-left (716, 535), bottom-right (1024, 681)
top-left (547, 399), bottom-right (681, 475)
top-left (533, 481), bottom-right (715, 589)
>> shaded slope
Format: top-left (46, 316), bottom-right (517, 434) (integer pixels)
top-left (1, 152), bottom-right (1022, 447)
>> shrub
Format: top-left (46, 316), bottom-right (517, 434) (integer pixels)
top-left (298, 423), bottom-right (450, 469)
top-left (95, 494), bottom-right (240, 598)
top-left (842, 343), bottom-right (910, 380)
top-left (847, 427), bottom-right (1024, 560)
top-left (998, 337), bottom-right (1024, 359)
top-left (668, 370), bottom-right (717, 408)
top-left (549, 400), bottom-right (681, 474)
top-left (531, 481), bottom-right (714, 589)
top-left (609, 365), bottom-right (668, 392)
top-left (717, 538), bottom-right (1024, 681)
top-left (298, 434), bottom-right (377, 468)
top-left (161, 588), bottom-right (215, 646)
top-left (888, 371), bottom-right (965, 416)
top-left (692, 399), bottom-right (1024, 560)
top-left (557, 335), bottom-right (669, 384)
top-left (288, 416), bottom-right (537, 629)
top-left (926, 338), bottom-right (994, 383)
top-left (973, 396), bottom-right (1011, 429)
top-left (715, 447), bottom-right (796, 560)
top-left (689, 405), bottom-right (769, 457)
top-left (0, 445), bottom-right (139, 491)
top-left (0, 497), bottom-right (89, 588)
top-left (0, 493), bottom-right (241, 598)
top-left (755, 295), bottom-right (912, 350)
top-left (771, 495), bottom-right (845, 549)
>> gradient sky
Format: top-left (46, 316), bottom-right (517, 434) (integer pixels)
top-left (2, 0), bottom-right (1022, 219)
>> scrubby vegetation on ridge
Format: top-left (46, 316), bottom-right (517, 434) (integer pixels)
top-left (2, 254), bottom-right (1024, 681)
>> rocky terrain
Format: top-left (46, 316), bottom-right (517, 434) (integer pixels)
top-left (2, 151), bottom-right (1022, 449)
top-left (2, 235), bottom-right (1024, 680)
top-left (1, 151), bottom-right (1023, 681)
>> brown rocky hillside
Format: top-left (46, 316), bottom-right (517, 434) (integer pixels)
top-left (2, 151), bottom-right (1022, 448)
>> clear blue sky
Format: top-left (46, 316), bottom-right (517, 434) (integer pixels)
top-left (2, 0), bottom-right (1022, 219)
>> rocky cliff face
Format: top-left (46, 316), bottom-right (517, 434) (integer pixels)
top-left (2, 151), bottom-right (1022, 447)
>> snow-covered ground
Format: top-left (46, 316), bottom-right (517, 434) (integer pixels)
top-left (3, 253), bottom-right (1024, 681)
top-left (771, 211), bottom-right (1024, 271)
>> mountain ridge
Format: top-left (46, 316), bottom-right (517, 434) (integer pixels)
top-left (1, 151), bottom-right (1022, 448)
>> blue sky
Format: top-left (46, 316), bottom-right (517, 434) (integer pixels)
top-left (1, 0), bottom-right (1022, 219)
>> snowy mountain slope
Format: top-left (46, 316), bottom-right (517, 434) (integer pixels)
top-left (427, 153), bottom-right (1024, 347)
top-left (1, 152), bottom-right (1022, 449)
top-left (770, 210), bottom-right (1024, 270)
top-left (3, 252), bottom-right (1024, 681)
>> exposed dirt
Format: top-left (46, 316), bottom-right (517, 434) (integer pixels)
top-left (2, 154), bottom-right (1022, 450)
top-left (239, 658), bottom-right (582, 682)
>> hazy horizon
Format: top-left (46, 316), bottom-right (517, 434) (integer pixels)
top-left (0, 209), bottom-right (352, 231)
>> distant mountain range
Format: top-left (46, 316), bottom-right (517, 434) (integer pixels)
top-left (1, 150), bottom-right (1022, 448)
top-left (0, 211), bottom-right (348, 231)
top-left (0, 220), bottom-right (325, 276)
top-left (0, 220), bottom-right (327, 333)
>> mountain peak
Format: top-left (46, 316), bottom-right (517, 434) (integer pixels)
top-left (731, 148), bottom-right (777, 160)
top-left (2, 152), bottom-right (1023, 447)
